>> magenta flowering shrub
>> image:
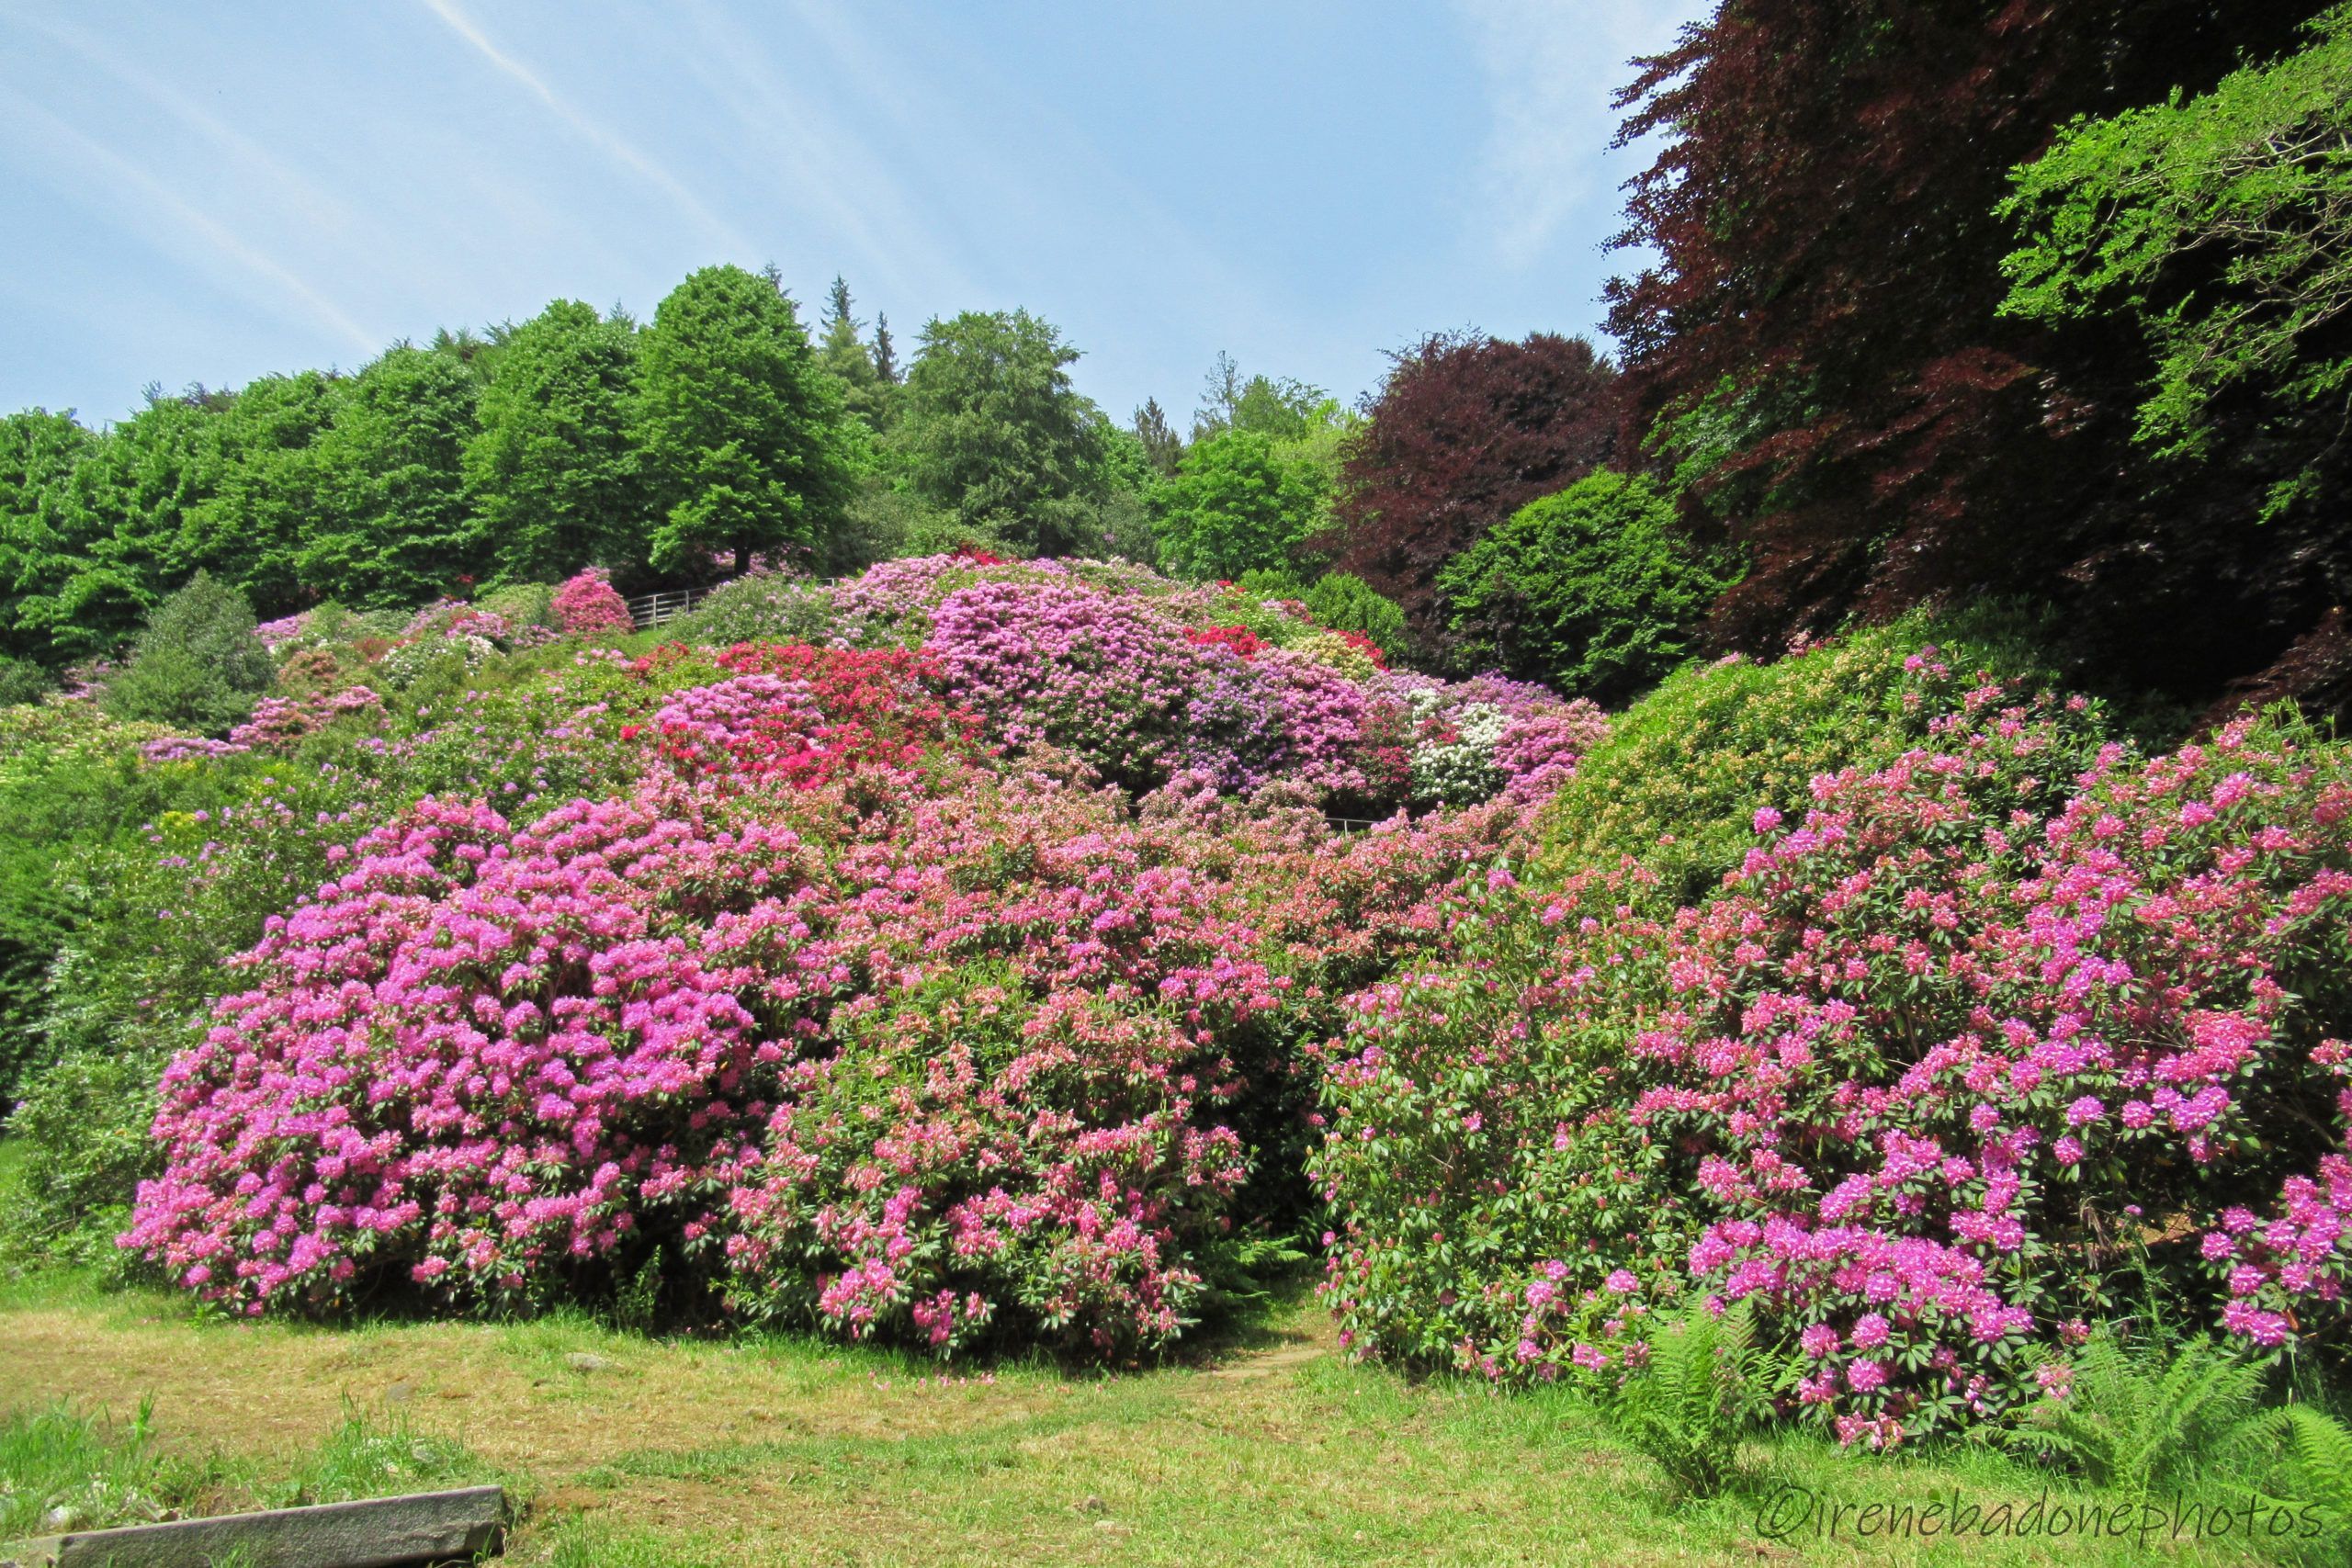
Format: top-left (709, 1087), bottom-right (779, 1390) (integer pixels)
top-left (720, 777), bottom-right (1279, 1356)
top-left (927, 581), bottom-right (1206, 791)
top-left (1317, 685), bottom-right (2352, 1441)
top-left (404, 598), bottom-right (509, 643)
top-left (106, 551), bottom-right (1611, 1359)
top-left (254, 612), bottom-right (311, 654)
top-left (701, 556), bottom-right (1611, 813)
top-left (551, 569), bottom-right (636, 640)
top-left (918, 572), bottom-right (1602, 807)
top-left (649, 674), bottom-right (828, 777)
top-left (1493, 707), bottom-right (1611, 802)
top-left (141, 736), bottom-right (251, 764)
top-left (121, 787), bottom-right (844, 1314)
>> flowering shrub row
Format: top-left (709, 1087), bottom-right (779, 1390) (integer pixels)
top-left (674, 554), bottom-right (1606, 813)
top-left (121, 649), bottom-right (1543, 1354)
top-left (1314, 666), bottom-right (2352, 1443)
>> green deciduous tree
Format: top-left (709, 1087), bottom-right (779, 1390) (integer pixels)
top-left (298, 346), bottom-right (482, 607)
top-left (7, 395), bottom-right (226, 664)
top-left (892, 309), bottom-right (1109, 557)
top-left (1149, 359), bottom-right (1357, 582)
top-left (180, 371), bottom-right (339, 615)
top-left (635, 265), bottom-right (856, 577)
top-left (1149, 428), bottom-right (1329, 581)
top-left (2001, 4), bottom-right (2352, 519)
top-left (463, 299), bottom-right (643, 584)
top-left (0, 410), bottom-right (98, 661)
top-left (1438, 469), bottom-right (1734, 703)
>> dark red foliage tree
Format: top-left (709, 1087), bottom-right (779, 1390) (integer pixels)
top-left (1608, 0), bottom-right (2332, 703)
top-left (1325, 333), bottom-right (1617, 654)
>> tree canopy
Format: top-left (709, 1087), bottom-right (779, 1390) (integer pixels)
top-left (635, 265), bottom-right (856, 577)
top-left (2001, 4), bottom-right (2352, 521)
top-left (893, 309), bottom-right (1111, 558)
top-left (464, 299), bottom-right (643, 585)
top-left (1604, 0), bottom-right (2329, 696)
top-left (1328, 332), bottom-right (1618, 649)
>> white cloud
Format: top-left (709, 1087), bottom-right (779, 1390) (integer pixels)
top-left (16, 11), bottom-right (368, 245)
top-left (415, 0), bottom-right (755, 257)
top-left (0, 92), bottom-right (380, 355)
top-left (1454, 0), bottom-right (1700, 270)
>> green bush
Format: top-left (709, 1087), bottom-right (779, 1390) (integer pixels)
top-left (0, 659), bottom-right (51, 708)
top-left (0, 1041), bottom-right (170, 1270)
top-left (1536, 607), bottom-right (2082, 906)
top-left (0, 727), bottom-right (368, 1259)
top-left (0, 703), bottom-right (192, 1100)
top-left (1436, 469), bottom-right (1733, 702)
top-left (673, 573), bottom-right (839, 646)
top-left (1301, 572), bottom-right (1407, 656)
top-left (1236, 568), bottom-right (1305, 600)
top-left (100, 572), bottom-right (274, 733)
top-left (476, 580), bottom-right (557, 634)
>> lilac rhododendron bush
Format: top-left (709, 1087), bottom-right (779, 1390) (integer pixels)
top-left (109, 570), bottom-right (1564, 1357)
top-left (1315, 661), bottom-right (2352, 1443)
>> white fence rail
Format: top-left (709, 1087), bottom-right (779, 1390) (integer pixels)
top-left (626, 590), bottom-right (705, 628)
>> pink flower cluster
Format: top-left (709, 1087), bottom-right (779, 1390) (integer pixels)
top-left (551, 568), bottom-right (636, 640)
top-left (254, 612), bottom-right (311, 653)
top-left (226, 687), bottom-right (386, 751)
top-left (121, 787), bottom-right (838, 1314)
top-left (142, 735), bottom-right (252, 764)
top-left (406, 599), bottom-right (510, 643)
top-left (920, 573), bottom-right (1599, 807)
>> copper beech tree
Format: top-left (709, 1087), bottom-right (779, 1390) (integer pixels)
top-left (1608, 0), bottom-right (2333, 706)
top-left (1323, 331), bottom-right (1618, 657)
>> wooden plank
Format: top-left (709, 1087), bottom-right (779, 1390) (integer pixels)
top-left (3, 1484), bottom-right (504, 1568)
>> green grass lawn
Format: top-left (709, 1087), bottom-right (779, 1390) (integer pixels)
top-left (0, 1269), bottom-right (2327, 1566)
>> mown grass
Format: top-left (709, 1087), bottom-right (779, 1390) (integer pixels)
top-left (0, 1398), bottom-right (504, 1540)
top-left (0, 1268), bottom-right (2336, 1566)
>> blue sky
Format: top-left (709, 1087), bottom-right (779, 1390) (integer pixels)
top-left (0, 1), bottom-right (1705, 430)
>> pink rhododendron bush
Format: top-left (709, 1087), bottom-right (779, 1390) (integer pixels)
top-left (1314, 675), bottom-right (2352, 1440)
top-left (550, 567), bottom-right (637, 639)
top-left (120, 646), bottom-right (1549, 1356)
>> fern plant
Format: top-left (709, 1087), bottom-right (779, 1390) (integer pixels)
top-left (1607, 1300), bottom-right (1767, 1501)
top-left (2013, 1332), bottom-right (2274, 1494)
top-left (2264, 1404), bottom-right (2352, 1530)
